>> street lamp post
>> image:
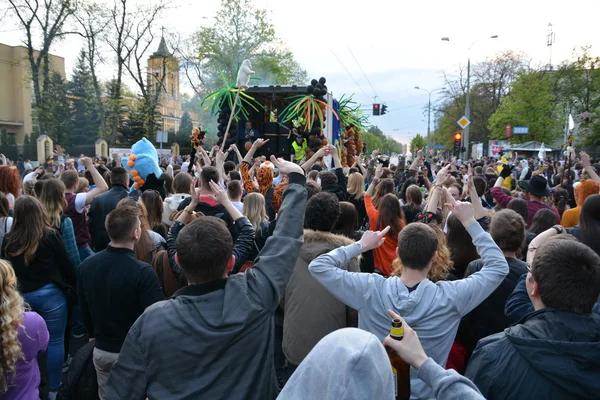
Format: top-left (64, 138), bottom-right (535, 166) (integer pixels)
top-left (441, 35), bottom-right (498, 160)
top-left (414, 86), bottom-right (445, 157)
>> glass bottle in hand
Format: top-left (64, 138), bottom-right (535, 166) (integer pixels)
top-left (385, 318), bottom-right (411, 400)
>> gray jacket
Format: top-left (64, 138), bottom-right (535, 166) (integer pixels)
top-left (105, 173), bottom-right (307, 400)
top-left (283, 230), bottom-right (360, 366)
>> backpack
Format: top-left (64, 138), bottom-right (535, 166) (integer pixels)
top-left (151, 250), bottom-right (186, 297)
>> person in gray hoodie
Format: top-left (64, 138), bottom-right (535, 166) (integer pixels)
top-left (309, 194), bottom-right (508, 399)
top-left (278, 317), bottom-right (484, 400)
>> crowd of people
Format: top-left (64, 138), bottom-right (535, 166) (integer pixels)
top-left (0, 139), bottom-right (599, 400)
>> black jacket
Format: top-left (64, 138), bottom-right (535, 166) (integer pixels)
top-left (458, 257), bottom-right (528, 355)
top-left (321, 167), bottom-right (349, 202)
top-left (88, 185), bottom-right (129, 252)
top-left (77, 246), bottom-right (165, 352)
top-left (466, 309), bottom-right (600, 400)
top-left (57, 341), bottom-right (99, 400)
top-left (166, 215), bottom-right (256, 278)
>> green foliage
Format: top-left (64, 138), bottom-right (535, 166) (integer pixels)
top-left (488, 70), bottom-right (562, 145)
top-left (410, 134), bottom-right (427, 152)
top-left (0, 128), bottom-right (9, 145)
top-left (37, 72), bottom-right (72, 145)
top-left (176, 111), bottom-right (194, 143)
top-left (120, 105), bottom-right (146, 146)
top-left (555, 47), bottom-right (600, 146)
top-left (194, 0), bottom-right (307, 90)
top-left (70, 50), bottom-right (102, 144)
top-left (366, 126), bottom-right (403, 154)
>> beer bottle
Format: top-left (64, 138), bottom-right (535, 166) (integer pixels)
top-left (385, 318), bottom-right (411, 400)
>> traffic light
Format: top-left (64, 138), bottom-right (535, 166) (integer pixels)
top-left (453, 132), bottom-right (462, 155)
top-left (372, 103), bottom-right (381, 116)
top-left (381, 104), bottom-right (388, 115)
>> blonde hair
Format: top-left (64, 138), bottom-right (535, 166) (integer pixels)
top-left (347, 173), bottom-right (364, 200)
top-left (77, 177), bottom-right (89, 193)
top-left (391, 224), bottom-right (453, 281)
top-left (23, 180), bottom-right (36, 196)
top-left (0, 260), bottom-right (25, 394)
top-left (243, 192), bottom-right (269, 233)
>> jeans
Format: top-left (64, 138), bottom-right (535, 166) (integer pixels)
top-left (78, 245), bottom-right (94, 261)
top-left (22, 283), bottom-right (67, 391)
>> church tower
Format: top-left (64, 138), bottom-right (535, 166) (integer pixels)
top-left (147, 36), bottom-right (188, 133)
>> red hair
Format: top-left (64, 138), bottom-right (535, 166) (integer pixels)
top-left (0, 166), bottom-right (19, 197)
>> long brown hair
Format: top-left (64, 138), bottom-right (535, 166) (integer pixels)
top-left (4, 196), bottom-right (49, 264)
top-left (117, 198), bottom-right (154, 262)
top-left (0, 166), bottom-right (19, 198)
top-left (376, 193), bottom-right (405, 239)
top-left (372, 179), bottom-right (395, 209)
top-left (39, 179), bottom-right (68, 228)
top-left (0, 260), bottom-right (25, 394)
top-left (0, 193), bottom-right (9, 218)
top-left (140, 190), bottom-right (164, 231)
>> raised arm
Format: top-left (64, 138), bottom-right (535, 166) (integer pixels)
top-left (300, 147), bottom-right (327, 173)
top-left (366, 164), bottom-right (383, 197)
top-left (242, 138), bottom-right (269, 164)
top-left (444, 198), bottom-right (508, 316)
top-left (81, 157), bottom-right (109, 205)
top-left (490, 164), bottom-right (514, 208)
top-left (309, 228), bottom-right (390, 311)
top-left (467, 174), bottom-right (487, 220)
top-left (581, 151), bottom-right (600, 183)
top-left (351, 153), bottom-right (367, 176)
top-left (240, 157), bottom-right (307, 311)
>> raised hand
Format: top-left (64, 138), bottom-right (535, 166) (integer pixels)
top-left (375, 164), bottom-right (383, 179)
top-left (209, 180), bottom-right (229, 204)
top-left (359, 226), bottom-right (390, 252)
top-left (270, 155), bottom-right (304, 176)
top-left (444, 193), bottom-right (476, 227)
top-left (215, 149), bottom-right (226, 164)
top-left (252, 138), bottom-right (270, 149)
top-left (434, 164), bottom-right (450, 186)
top-left (580, 151), bottom-right (591, 168)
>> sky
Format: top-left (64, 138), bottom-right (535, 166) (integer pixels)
top-left (2, 0), bottom-right (600, 146)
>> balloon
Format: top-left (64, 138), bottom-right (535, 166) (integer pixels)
top-left (322, 85), bottom-right (327, 91)
top-left (245, 142), bottom-right (252, 151)
top-left (313, 88), bottom-right (321, 96)
top-left (316, 83), bottom-right (322, 89)
top-left (307, 85), bottom-right (314, 93)
top-left (321, 138), bottom-right (328, 146)
top-left (311, 79), bottom-right (318, 86)
top-left (127, 160), bottom-right (134, 167)
top-left (319, 77), bottom-right (326, 85)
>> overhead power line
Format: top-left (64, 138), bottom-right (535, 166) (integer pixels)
top-left (329, 48), bottom-right (372, 102)
top-left (348, 47), bottom-right (381, 102)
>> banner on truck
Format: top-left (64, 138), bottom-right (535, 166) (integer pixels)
top-left (488, 140), bottom-right (510, 158)
top-left (110, 148), bottom-right (172, 160)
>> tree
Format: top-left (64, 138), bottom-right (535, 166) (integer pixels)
top-left (435, 51), bottom-right (528, 147)
top-left (488, 70), bottom-right (563, 145)
top-left (7, 0), bottom-right (77, 136)
top-left (70, 50), bottom-right (102, 144)
top-left (176, 111), bottom-right (193, 142)
top-left (37, 72), bottom-right (72, 145)
top-left (74, 1), bottom-right (110, 140)
top-left (185, 0), bottom-right (307, 93)
top-left (366, 126), bottom-right (403, 154)
top-left (556, 47), bottom-right (600, 146)
top-left (410, 134), bottom-right (427, 152)
top-left (120, 105), bottom-right (146, 145)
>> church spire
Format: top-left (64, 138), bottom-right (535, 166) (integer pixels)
top-left (151, 34), bottom-right (171, 58)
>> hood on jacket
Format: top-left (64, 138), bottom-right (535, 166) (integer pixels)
top-left (277, 328), bottom-right (394, 400)
top-left (507, 309), bottom-right (600, 398)
top-left (164, 193), bottom-right (191, 207)
top-left (300, 230), bottom-right (358, 263)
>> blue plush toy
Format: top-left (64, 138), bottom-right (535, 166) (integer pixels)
top-left (123, 138), bottom-right (162, 192)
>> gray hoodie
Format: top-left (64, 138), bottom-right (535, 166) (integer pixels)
top-left (278, 328), bottom-right (395, 400)
top-left (309, 222), bottom-right (508, 399)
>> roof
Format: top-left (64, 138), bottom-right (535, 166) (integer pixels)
top-left (508, 141), bottom-right (558, 152)
top-left (150, 37), bottom-right (171, 59)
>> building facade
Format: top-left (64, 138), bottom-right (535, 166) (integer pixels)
top-left (146, 38), bottom-right (199, 133)
top-left (0, 43), bottom-right (65, 145)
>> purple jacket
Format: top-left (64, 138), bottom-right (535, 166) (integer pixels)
top-left (1, 312), bottom-right (49, 400)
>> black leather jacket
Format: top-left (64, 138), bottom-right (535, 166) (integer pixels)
top-left (167, 216), bottom-right (255, 280)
